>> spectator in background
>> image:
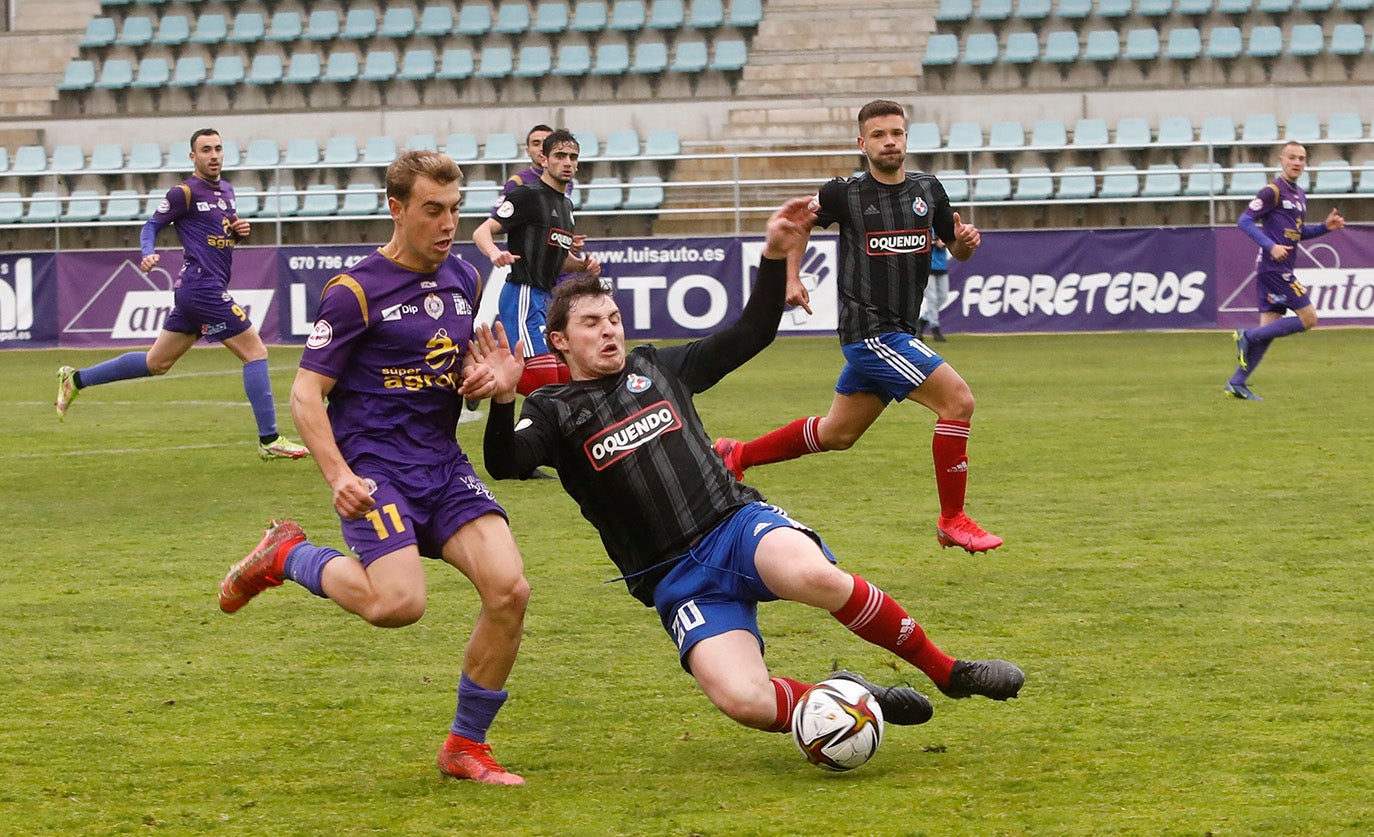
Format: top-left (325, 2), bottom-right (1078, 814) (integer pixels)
top-left (918, 239), bottom-right (950, 343)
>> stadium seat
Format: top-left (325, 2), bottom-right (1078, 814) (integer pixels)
top-left (711, 39), bottom-right (748, 72)
top-left (128, 142), bottom-right (163, 171)
top-left (1164, 27), bottom-right (1203, 61)
top-left (1029, 119), bottom-right (1068, 149)
top-left (460, 179), bottom-right (501, 212)
top-left (1124, 29), bottom-right (1160, 63)
top-left (1137, 0), bottom-right (1174, 16)
top-left (1056, 166), bottom-right (1096, 199)
top-left (728, 0), bottom-right (764, 27)
top-left (116, 15), bottom-right (154, 47)
top-left (963, 32), bottom-right (1000, 70)
top-left (59, 60), bottom-right (97, 92)
top-left (603, 130), bottom-right (641, 158)
top-left (50, 145), bottom-right (85, 174)
top-left (299, 184), bottom-right (339, 217)
top-left (1326, 113), bottom-right (1365, 143)
top-left (437, 48), bottom-right (475, 80)
top-left (64, 190), bottom-right (104, 223)
top-left (1337, 0), bottom-right (1373, 12)
top-left (988, 120), bottom-right (1025, 149)
top-left (1205, 26), bottom-right (1244, 60)
top-left (1113, 118), bottom-right (1152, 149)
top-left (1071, 118), bottom-right (1109, 148)
top-left (363, 136), bottom-right (398, 165)
top-left (339, 183), bottom-right (382, 216)
top-left (1228, 162), bottom-right (1270, 195)
top-left (672, 40), bottom-right (710, 73)
top-left (1241, 113), bottom-right (1279, 143)
top-left (96, 59), bottom-right (134, 90)
top-left (104, 189), bottom-right (142, 221)
top-left (1003, 31), bottom-right (1039, 65)
top-left (13, 145), bottom-right (47, 174)
top-left (233, 189), bottom-right (260, 219)
top-left (399, 49), bottom-right (437, 81)
top-left (228, 13), bottom-right (265, 44)
top-left (1183, 162), bottom-right (1224, 196)
top-left (514, 45), bottom-right (554, 77)
top-left (923, 34), bottom-right (960, 67)
top-left (1287, 24), bottom-right (1324, 60)
top-left (644, 129), bottom-right (681, 157)
top-left (495, 3), bottom-right (532, 34)
top-left (132, 57), bottom-right (171, 90)
top-left (1199, 115), bottom-right (1236, 145)
top-left (611, 0), bottom-right (648, 30)
top-left (24, 192), bottom-right (62, 224)
top-left (0, 192), bottom-right (22, 225)
top-left (1215, 0), bottom-right (1253, 15)
top-left (445, 133), bottom-right (480, 161)
top-left (936, 169), bottom-right (970, 202)
top-left (1245, 25), bottom-right (1283, 60)
top-left (533, 2), bottom-right (572, 32)
top-left (1141, 164), bottom-right (1183, 197)
top-left (261, 186), bottom-right (299, 218)
top-left (419, 6), bottom-right (455, 37)
top-left (475, 46), bottom-right (514, 79)
top-left (360, 51), bottom-right (399, 83)
top-left (647, 0), bottom-right (687, 29)
top-left (1255, 0), bottom-right (1293, 15)
top-left (89, 143), bottom-right (124, 172)
top-left (1284, 113), bottom-right (1322, 143)
top-left (571, 1), bottom-right (608, 31)
top-left (0, 147), bottom-right (7, 175)
top-left (483, 133), bottom-right (520, 161)
top-left (209, 55), bottom-right (246, 87)
top-left (285, 138), bottom-right (320, 167)
top-left (456, 5), bottom-right (493, 36)
top-left (266, 12), bottom-right (304, 43)
top-left (166, 140), bottom-right (190, 170)
top-left (1012, 167), bottom-right (1055, 200)
top-left (1357, 160), bottom-right (1374, 194)
top-left (1083, 29), bottom-right (1121, 77)
top-left (1157, 116), bottom-right (1195, 146)
top-left (381, 8), bottom-right (417, 39)
top-left (244, 138), bottom-right (281, 168)
top-left (1310, 160), bottom-right (1354, 194)
top-left (582, 177), bottom-right (624, 211)
top-left (947, 122), bottom-right (985, 151)
top-left (323, 136), bottom-right (359, 166)
top-left (977, 0), bottom-right (1014, 23)
top-left (323, 51), bottom-right (361, 84)
top-left (1176, 0), bottom-right (1214, 16)
top-left (688, 0), bottom-right (726, 28)
top-left (593, 43), bottom-right (631, 75)
top-left (221, 140), bottom-right (241, 169)
top-left (1042, 30), bottom-right (1080, 70)
top-left (1096, 0), bottom-right (1131, 17)
top-left (246, 54), bottom-right (285, 87)
top-left (81, 17), bottom-right (117, 49)
top-left (573, 131), bottom-right (600, 158)
top-left (152, 14), bottom-right (190, 47)
top-left (550, 43), bottom-right (593, 79)
top-left (972, 168), bottom-right (1012, 201)
top-left (936, 0), bottom-right (975, 24)
top-left (1329, 24), bottom-right (1367, 59)
top-left (284, 53), bottom-right (322, 86)
top-left (909, 122), bottom-right (943, 151)
top-left (304, 10), bottom-right (341, 42)
top-left (1298, 0), bottom-right (1334, 12)
top-left (342, 9), bottom-right (378, 40)
top-left (632, 42), bottom-right (670, 74)
top-left (1055, 0), bottom-right (1093, 24)
top-left (169, 56), bottom-right (207, 88)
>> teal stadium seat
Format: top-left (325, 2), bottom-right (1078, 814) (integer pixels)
top-left (304, 10), bottom-right (341, 42)
top-left (571, 1), bottom-right (607, 31)
top-left (165, 141), bottom-right (191, 170)
top-left (96, 59), bottom-right (134, 90)
top-left (649, 0), bottom-right (685, 29)
top-left (1246, 25), bottom-right (1283, 60)
top-left (727, 0), bottom-right (764, 27)
top-left (1083, 30), bottom-right (1121, 77)
top-left (437, 49), bottom-right (475, 80)
top-left (419, 6), bottom-right (455, 37)
top-left (1124, 29), bottom-right (1160, 62)
top-left (710, 39), bottom-right (748, 71)
top-left (65, 191), bottom-right (104, 223)
top-left (1043, 30), bottom-right (1080, 71)
top-left (1228, 162), bottom-right (1269, 196)
top-left (1242, 113), bottom-right (1279, 143)
top-left (1141, 164), bottom-right (1183, 198)
top-left (1113, 117), bottom-right (1152, 149)
top-left (1003, 31), bottom-right (1039, 65)
top-left (300, 185), bottom-right (339, 217)
top-left (361, 51), bottom-right (399, 83)
top-left (1311, 161), bottom-right (1354, 194)
top-left (1013, 167), bottom-right (1055, 201)
top-left (923, 34), bottom-right (960, 67)
top-left (495, 3), bottom-right (532, 34)
top-left (132, 57), bottom-right (171, 89)
top-left (233, 190), bottom-right (261, 219)
top-left (476, 47), bottom-right (514, 79)
top-left (946, 121), bottom-right (984, 151)
top-left (50, 145), bottom-right (85, 174)
top-left (285, 138), bottom-right (320, 167)
top-left (381, 8), bottom-right (417, 38)
top-left (1057, 166), bottom-right (1096, 200)
top-left (632, 42), bottom-right (669, 74)
top-left (1177, 0), bottom-right (1214, 16)
top-left (989, 120), bottom-right (1025, 149)
top-left (0, 192), bottom-right (22, 225)
top-left (323, 137), bottom-right (359, 165)
top-left (594, 43), bottom-right (631, 75)
top-left (514, 45), bottom-right (553, 78)
top-left (456, 5), bottom-right (493, 36)
top-left (574, 131), bottom-right (600, 157)
top-left (24, 192), bottom-right (62, 224)
top-left (1071, 118), bottom-right (1109, 148)
top-left (1014, 0), bottom-right (1052, 25)
top-left (554, 43), bottom-right (594, 76)
top-left (909, 122), bottom-right (943, 151)
top-left (1206, 26), bottom-right (1243, 60)
top-left (644, 129), bottom-right (681, 157)
top-left (1215, 0), bottom-right (1253, 15)
top-left (221, 140), bottom-right (241, 169)
top-left (936, 169), bottom-right (970, 202)
top-left (582, 177), bottom-right (624, 211)
top-left (363, 136), bottom-right (398, 165)
top-left (1255, 0), bottom-right (1293, 15)
top-left (1337, 0), bottom-right (1372, 12)
top-left (977, 0), bottom-right (1014, 23)
top-left (1357, 160), bottom-right (1374, 195)
top-left (533, 2), bottom-right (571, 33)
top-left (1137, 0), bottom-right (1174, 17)
top-left (170, 56), bottom-right (206, 88)
top-left (1096, 0), bottom-right (1131, 17)
top-left (90, 143), bottom-right (124, 172)
top-left (81, 18), bottom-right (117, 49)
top-left (13, 145), bottom-right (48, 173)
top-left (671, 40), bottom-right (710, 73)
top-left (1199, 115), bottom-right (1236, 144)
top-left (323, 52), bottom-right (360, 84)
top-left (399, 49), bottom-right (437, 81)
top-left (624, 175), bottom-right (665, 210)
top-left (266, 12), bottom-right (303, 43)
top-left (0, 148), bottom-right (7, 175)
top-left (1157, 116), bottom-right (1195, 146)
top-left (1055, 0), bottom-right (1093, 24)
top-left (603, 130), bottom-right (641, 158)
top-left (1287, 24), bottom-right (1324, 60)
top-left (1284, 113), bottom-right (1322, 142)
top-left (209, 55), bottom-right (246, 87)
top-left (246, 54), bottom-right (284, 86)
top-left (127, 142), bottom-right (163, 171)
top-left (283, 53), bottom-right (322, 86)
top-left (611, 0), bottom-right (648, 31)
top-left (342, 9), bottom-right (378, 40)
top-left (228, 13), bottom-right (265, 44)
top-left (461, 180), bottom-right (501, 212)
top-left (963, 33), bottom-right (1000, 70)
top-left (59, 60), bottom-right (97, 92)
top-left (936, 0), bottom-right (974, 24)
top-left (482, 133), bottom-right (520, 161)
top-left (104, 189), bottom-right (142, 222)
top-left (688, 0), bottom-right (725, 28)
top-left (117, 16), bottom-right (154, 47)
top-left (972, 168), bottom-right (1012, 201)
top-left (445, 133), bottom-right (480, 162)
top-left (153, 15), bottom-right (190, 47)
top-left (1298, 0), bottom-right (1334, 12)
top-left (1326, 113), bottom-right (1365, 143)
top-left (261, 186), bottom-right (299, 218)
top-left (1029, 119), bottom-right (1068, 149)
top-left (1165, 28), bottom-right (1203, 61)
top-left (1329, 24), bottom-right (1368, 60)
top-left (244, 138), bottom-right (281, 168)
top-left (339, 183), bottom-right (382, 216)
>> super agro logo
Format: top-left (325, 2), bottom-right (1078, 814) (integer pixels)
top-left (584, 401), bottom-right (683, 470)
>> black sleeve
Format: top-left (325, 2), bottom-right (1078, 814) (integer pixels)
top-left (482, 398), bottom-right (541, 479)
top-left (929, 177), bottom-right (957, 245)
top-left (659, 255), bottom-right (787, 392)
top-left (813, 178), bottom-right (845, 229)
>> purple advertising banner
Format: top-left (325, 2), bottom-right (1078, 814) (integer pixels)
top-left (12, 227), bottom-right (1372, 350)
top-left (0, 253), bottom-right (57, 346)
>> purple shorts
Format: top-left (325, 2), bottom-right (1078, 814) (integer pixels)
top-left (1256, 269), bottom-right (1312, 314)
top-left (836, 332), bottom-right (947, 404)
top-left (162, 281), bottom-right (253, 342)
top-left (339, 455), bottom-right (507, 566)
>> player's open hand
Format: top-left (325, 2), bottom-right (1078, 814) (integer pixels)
top-left (763, 196), bottom-right (818, 260)
top-left (467, 322), bottom-right (525, 403)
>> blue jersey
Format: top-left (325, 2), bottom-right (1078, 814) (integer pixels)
top-left (1241, 177), bottom-right (1308, 272)
top-left (140, 176), bottom-right (240, 289)
top-left (300, 249), bottom-right (483, 466)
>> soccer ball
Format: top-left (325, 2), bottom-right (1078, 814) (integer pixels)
top-left (791, 678), bottom-right (884, 771)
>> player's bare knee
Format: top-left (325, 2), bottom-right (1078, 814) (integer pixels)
top-left (145, 358), bottom-right (175, 376)
top-left (367, 592), bottom-right (427, 627)
top-left (483, 574), bottom-right (531, 620)
top-left (706, 683), bottom-right (774, 729)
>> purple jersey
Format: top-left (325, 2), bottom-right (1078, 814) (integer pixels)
top-left (1242, 177), bottom-right (1308, 272)
top-left (300, 249), bottom-right (482, 465)
top-left (141, 176), bottom-right (240, 288)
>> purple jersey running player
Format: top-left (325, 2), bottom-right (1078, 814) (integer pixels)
top-left (218, 151), bottom-right (530, 786)
top-left (1225, 141), bottom-right (1346, 401)
top-left (53, 128), bottom-right (308, 461)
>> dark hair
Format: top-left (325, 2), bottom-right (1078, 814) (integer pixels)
top-left (526, 124), bottom-right (554, 142)
top-left (856, 100), bottom-right (906, 128)
top-left (546, 273), bottom-right (612, 361)
top-left (189, 128), bottom-right (220, 148)
top-left (385, 150), bottom-right (462, 203)
top-left (540, 128), bottom-right (579, 158)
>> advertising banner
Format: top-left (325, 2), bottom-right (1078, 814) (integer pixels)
top-left (0, 253), bottom-right (57, 346)
top-left (1213, 225), bottom-right (1374, 330)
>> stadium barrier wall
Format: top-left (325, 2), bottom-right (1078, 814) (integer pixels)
top-left (3, 226), bottom-right (1372, 349)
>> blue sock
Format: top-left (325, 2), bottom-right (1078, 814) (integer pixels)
top-left (450, 672), bottom-right (508, 742)
top-left (1246, 317), bottom-right (1306, 343)
top-left (79, 352), bottom-right (151, 388)
top-left (242, 358), bottom-right (279, 438)
top-left (282, 542), bottom-right (343, 598)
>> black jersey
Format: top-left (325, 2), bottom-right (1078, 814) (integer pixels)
top-left (489, 180), bottom-right (576, 292)
top-left (815, 171), bottom-right (958, 344)
top-left (484, 258), bottom-right (790, 605)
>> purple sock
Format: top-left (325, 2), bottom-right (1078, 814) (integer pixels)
top-left (282, 542), bottom-right (343, 598)
top-left (79, 351), bottom-right (151, 388)
top-left (451, 672), bottom-right (508, 742)
top-left (242, 358), bottom-right (279, 438)
top-left (1245, 317), bottom-right (1306, 343)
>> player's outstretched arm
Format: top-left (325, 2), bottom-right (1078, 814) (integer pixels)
top-left (473, 218), bottom-right (520, 267)
top-left (464, 322), bottom-right (525, 404)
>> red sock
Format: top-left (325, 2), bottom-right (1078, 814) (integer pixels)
top-left (517, 353), bottom-right (569, 396)
top-left (768, 677), bottom-right (813, 732)
top-left (741, 416), bottom-right (822, 470)
top-left (831, 574), bottom-right (955, 688)
top-left (932, 420), bottom-right (971, 518)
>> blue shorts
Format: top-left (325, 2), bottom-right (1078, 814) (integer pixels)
top-left (497, 282), bottom-right (552, 358)
top-left (835, 332), bottom-right (946, 404)
top-left (1256, 269), bottom-right (1312, 314)
top-left (653, 502), bottom-right (836, 673)
top-left (339, 455), bottom-right (507, 566)
top-left (162, 281), bottom-right (253, 342)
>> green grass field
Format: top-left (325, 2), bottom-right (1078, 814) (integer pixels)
top-left (3, 330), bottom-right (1371, 836)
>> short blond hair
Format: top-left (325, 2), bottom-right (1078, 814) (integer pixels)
top-left (386, 150), bottom-right (462, 204)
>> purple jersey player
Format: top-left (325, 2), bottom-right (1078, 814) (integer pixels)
top-left (218, 151), bottom-right (530, 786)
top-left (53, 128), bottom-right (308, 460)
top-left (1225, 141), bottom-right (1346, 400)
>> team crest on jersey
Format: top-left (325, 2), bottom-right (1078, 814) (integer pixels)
top-left (865, 229), bottom-right (931, 256)
top-left (625, 373), bottom-right (652, 393)
top-left (217, 198), bottom-right (227, 211)
top-left (912, 197), bottom-right (928, 216)
top-left (424, 293), bottom-right (444, 319)
top-left (584, 401), bottom-right (683, 470)
top-left (307, 319), bottom-right (333, 349)
top-left (1248, 198), bottom-right (1265, 212)
top-left (496, 200), bottom-right (515, 219)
